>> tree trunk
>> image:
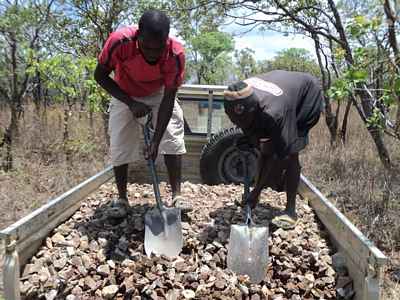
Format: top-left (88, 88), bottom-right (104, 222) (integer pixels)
top-left (10, 31), bottom-right (20, 141)
top-left (4, 105), bottom-right (19, 171)
top-left (2, 31), bottom-right (22, 171)
top-left (79, 88), bottom-right (87, 121)
top-left (3, 128), bottom-right (12, 171)
top-left (63, 97), bottom-right (73, 164)
top-left (33, 68), bottom-right (43, 118)
top-left (63, 108), bottom-right (70, 163)
top-left (358, 87), bottom-right (392, 168)
top-left (328, 0), bottom-right (392, 169)
top-left (89, 110), bottom-right (94, 132)
top-left (383, 0), bottom-right (400, 137)
top-left (340, 99), bottom-right (352, 144)
top-left (395, 106), bottom-right (400, 137)
top-left (197, 70), bottom-right (202, 84)
top-left (42, 88), bottom-right (49, 128)
top-left (313, 35), bottom-right (338, 145)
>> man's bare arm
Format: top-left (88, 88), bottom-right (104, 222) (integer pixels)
top-left (94, 63), bottom-right (149, 117)
top-left (243, 138), bottom-right (272, 207)
top-left (253, 138), bottom-right (275, 190)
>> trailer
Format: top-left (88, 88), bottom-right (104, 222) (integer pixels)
top-left (0, 85), bottom-right (387, 300)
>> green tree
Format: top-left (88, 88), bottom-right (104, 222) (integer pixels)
top-left (235, 47), bottom-right (258, 80)
top-left (190, 31), bottom-right (235, 84)
top-left (173, 0), bottom-right (228, 83)
top-left (197, 0), bottom-right (396, 169)
top-left (259, 48), bottom-right (321, 77)
top-left (258, 48), bottom-right (321, 78)
top-left (61, 0), bottom-right (167, 55)
top-left (0, 0), bottom-right (55, 171)
top-left (29, 54), bottom-right (105, 162)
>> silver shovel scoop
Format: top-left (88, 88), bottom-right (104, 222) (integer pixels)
top-left (227, 204), bottom-right (269, 283)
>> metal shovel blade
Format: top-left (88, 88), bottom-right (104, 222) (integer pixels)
top-left (227, 224), bottom-right (269, 284)
top-left (144, 206), bottom-right (183, 257)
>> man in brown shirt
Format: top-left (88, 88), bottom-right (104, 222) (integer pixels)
top-left (224, 70), bottom-right (323, 228)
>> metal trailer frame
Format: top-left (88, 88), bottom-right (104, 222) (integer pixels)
top-left (0, 85), bottom-right (387, 300)
top-left (298, 176), bottom-right (387, 300)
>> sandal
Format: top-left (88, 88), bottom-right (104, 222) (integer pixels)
top-left (271, 214), bottom-right (298, 230)
top-left (108, 198), bottom-right (130, 218)
top-left (173, 195), bottom-right (193, 212)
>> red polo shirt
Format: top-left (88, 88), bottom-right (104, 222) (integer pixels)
top-left (98, 26), bottom-right (185, 97)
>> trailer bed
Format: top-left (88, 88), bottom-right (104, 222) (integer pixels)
top-left (0, 167), bottom-right (387, 299)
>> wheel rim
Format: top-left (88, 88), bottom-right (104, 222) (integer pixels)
top-left (218, 146), bottom-right (258, 184)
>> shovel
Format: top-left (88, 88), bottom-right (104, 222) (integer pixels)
top-left (142, 114), bottom-right (183, 257)
top-left (227, 139), bottom-right (269, 284)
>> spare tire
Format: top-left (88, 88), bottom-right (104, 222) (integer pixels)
top-left (200, 127), bottom-right (259, 185)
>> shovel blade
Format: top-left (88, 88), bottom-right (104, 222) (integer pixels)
top-left (227, 224), bottom-right (269, 284)
top-left (144, 207), bottom-right (183, 257)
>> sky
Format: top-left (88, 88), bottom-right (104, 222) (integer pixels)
top-left (232, 30), bottom-right (317, 61)
top-left (171, 27), bottom-right (317, 62)
top-left (172, 21), bottom-right (317, 62)
top-left (220, 9), bottom-right (317, 61)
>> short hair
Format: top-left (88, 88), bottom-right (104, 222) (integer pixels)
top-left (138, 10), bottom-right (170, 40)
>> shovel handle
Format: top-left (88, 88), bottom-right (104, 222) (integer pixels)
top-left (243, 161), bottom-right (253, 226)
top-left (235, 137), bottom-right (253, 226)
top-left (143, 113), bottom-right (164, 211)
top-left (234, 138), bottom-right (251, 198)
top-left (246, 204), bottom-right (253, 226)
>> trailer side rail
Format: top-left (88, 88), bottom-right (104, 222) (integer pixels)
top-left (298, 175), bottom-right (387, 300)
top-left (1, 166), bottom-right (113, 300)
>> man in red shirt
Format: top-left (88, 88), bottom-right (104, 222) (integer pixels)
top-left (94, 10), bottom-right (189, 217)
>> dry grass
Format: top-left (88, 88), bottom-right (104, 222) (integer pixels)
top-left (0, 103), bottom-right (399, 298)
top-left (0, 104), bottom-right (111, 294)
top-left (301, 108), bottom-right (400, 299)
top-left (0, 104), bottom-right (109, 230)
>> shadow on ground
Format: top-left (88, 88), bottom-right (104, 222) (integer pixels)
top-left (74, 201), bottom-right (151, 262)
top-left (199, 201), bottom-right (288, 246)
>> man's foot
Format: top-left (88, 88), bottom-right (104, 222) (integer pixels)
top-left (172, 195), bottom-right (193, 212)
top-left (271, 213), bottom-right (298, 230)
top-left (108, 198), bottom-right (130, 218)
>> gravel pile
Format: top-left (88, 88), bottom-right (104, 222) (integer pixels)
top-left (20, 182), bottom-right (337, 299)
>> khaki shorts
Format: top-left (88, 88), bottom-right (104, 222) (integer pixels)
top-left (108, 88), bottom-right (186, 166)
